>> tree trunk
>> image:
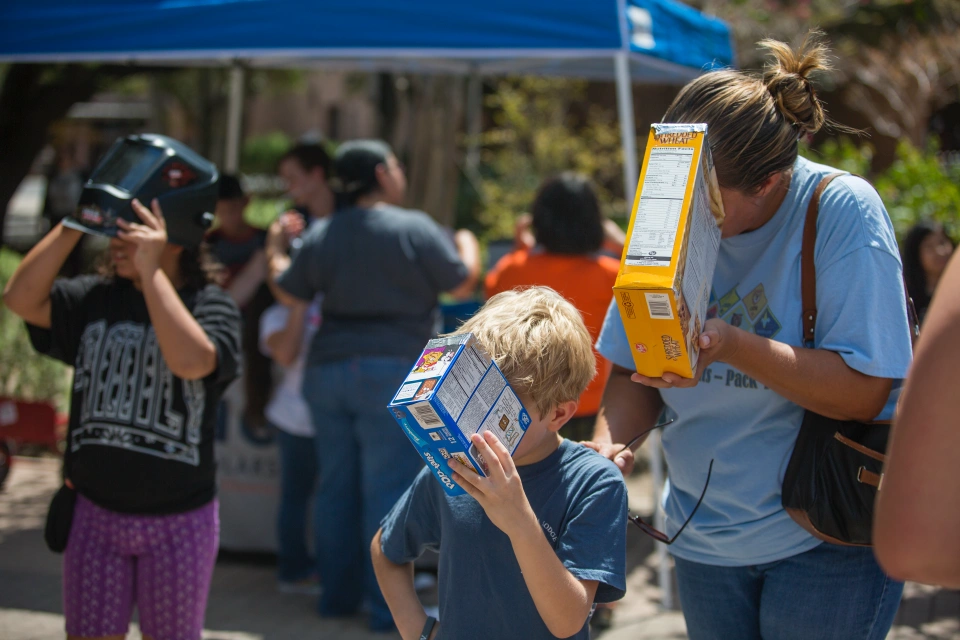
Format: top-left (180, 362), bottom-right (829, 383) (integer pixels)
top-left (404, 76), bottom-right (465, 228)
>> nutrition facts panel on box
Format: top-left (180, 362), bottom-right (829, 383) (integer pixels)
top-left (626, 147), bottom-right (695, 267)
top-left (436, 346), bottom-right (488, 421)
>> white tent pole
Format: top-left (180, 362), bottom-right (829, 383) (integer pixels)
top-left (614, 51), bottom-right (638, 212)
top-left (224, 63), bottom-right (245, 174)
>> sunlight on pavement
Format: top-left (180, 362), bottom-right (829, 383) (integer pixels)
top-left (0, 608), bottom-right (265, 640)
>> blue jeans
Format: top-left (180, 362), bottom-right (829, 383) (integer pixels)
top-left (275, 429), bottom-right (318, 582)
top-left (302, 357), bottom-right (424, 631)
top-left (673, 543), bottom-right (903, 640)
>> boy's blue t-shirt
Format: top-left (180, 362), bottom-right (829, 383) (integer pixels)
top-left (379, 439), bottom-right (627, 639)
top-left (596, 156), bottom-right (913, 566)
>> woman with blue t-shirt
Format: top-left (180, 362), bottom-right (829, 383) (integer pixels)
top-left (590, 34), bottom-right (912, 639)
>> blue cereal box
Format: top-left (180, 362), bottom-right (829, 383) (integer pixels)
top-left (388, 333), bottom-right (532, 496)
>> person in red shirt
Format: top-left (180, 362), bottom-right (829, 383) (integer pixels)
top-left (486, 173), bottom-right (623, 443)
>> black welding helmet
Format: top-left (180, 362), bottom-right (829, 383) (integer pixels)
top-left (65, 134), bottom-right (218, 249)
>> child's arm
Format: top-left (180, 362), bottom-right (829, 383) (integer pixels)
top-left (446, 228), bottom-right (481, 301)
top-left (2, 221), bottom-right (83, 328)
top-left (449, 432), bottom-right (599, 638)
top-left (371, 529), bottom-right (439, 640)
top-left (601, 217), bottom-right (626, 255)
top-left (119, 199), bottom-right (217, 380)
top-left (226, 248), bottom-right (267, 308)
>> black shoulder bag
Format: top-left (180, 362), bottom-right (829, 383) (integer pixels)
top-left (45, 439), bottom-right (76, 553)
top-left (781, 173), bottom-right (919, 546)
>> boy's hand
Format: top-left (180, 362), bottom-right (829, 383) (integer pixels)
top-left (449, 431), bottom-right (537, 539)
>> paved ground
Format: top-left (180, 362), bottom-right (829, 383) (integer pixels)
top-left (0, 455), bottom-right (956, 639)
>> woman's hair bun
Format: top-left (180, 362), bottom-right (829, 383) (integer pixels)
top-left (760, 31), bottom-right (831, 135)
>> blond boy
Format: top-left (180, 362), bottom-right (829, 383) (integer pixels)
top-left (372, 287), bottom-right (628, 639)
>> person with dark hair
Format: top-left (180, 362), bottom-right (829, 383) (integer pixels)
top-left (511, 177), bottom-right (626, 257)
top-left (277, 143), bottom-right (334, 220)
top-left (901, 220), bottom-right (954, 323)
top-left (4, 189), bottom-right (241, 640)
top-left (267, 143), bottom-right (336, 301)
top-left (589, 33), bottom-right (913, 639)
top-left (208, 175), bottom-right (268, 307)
top-left (207, 175), bottom-right (274, 430)
top-left (532, 173), bottom-right (605, 253)
top-left (485, 173), bottom-right (620, 443)
top-left (276, 139), bottom-right (472, 632)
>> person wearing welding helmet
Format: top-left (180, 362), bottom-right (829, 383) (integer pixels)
top-left (3, 134), bottom-right (242, 640)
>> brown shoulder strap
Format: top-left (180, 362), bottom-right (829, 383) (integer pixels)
top-left (801, 173), bottom-right (845, 345)
top-left (802, 173), bottom-right (920, 348)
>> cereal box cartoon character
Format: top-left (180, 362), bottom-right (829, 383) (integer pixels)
top-left (412, 348), bottom-right (445, 374)
top-left (413, 378), bottom-right (439, 401)
top-left (438, 350), bottom-right (455, 367)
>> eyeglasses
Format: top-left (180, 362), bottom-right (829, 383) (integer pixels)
top-left (617, 418), bottom-right (714, 545)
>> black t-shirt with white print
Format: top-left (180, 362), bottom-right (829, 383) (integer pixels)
top-left (28, 275), bottom-right (242, 515)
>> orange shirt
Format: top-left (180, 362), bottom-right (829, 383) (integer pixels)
top-left (485, 249), bottom-right (620, 418)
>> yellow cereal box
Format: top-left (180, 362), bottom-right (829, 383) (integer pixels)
top-left (614, 123), bottom-right (725, 378)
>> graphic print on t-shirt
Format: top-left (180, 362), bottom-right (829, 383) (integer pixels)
top-left (707, 283), bottom-right (782, 339)
top-left (72, 319), bottom-right (206, 466)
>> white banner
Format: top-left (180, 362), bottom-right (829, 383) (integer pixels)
top-left (215, 378), bottom-right (280, 552)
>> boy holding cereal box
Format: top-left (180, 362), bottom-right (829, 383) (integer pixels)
top-left (372, 287), bottom-right (627, 640)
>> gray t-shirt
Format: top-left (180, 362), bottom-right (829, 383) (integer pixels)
top-left (379, 439), bottom-right (628, 639)
top-left (277, 205), bottom-right (468, 365)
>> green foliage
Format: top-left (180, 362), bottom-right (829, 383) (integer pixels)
top-left (243, 197), bottom-right (289, 230)
top-left (876, 141), bottom-right (960, 237)
top-left (109, 73), bottom-right (151, 97)
top-left (475, 78), bottom-right (627, 242)
top-left (800, 137), bottom-right (873, 176)
top-left (247, 69), bottom-right (306, 96)
top-left (801, 137), bottom-right (960, 238)
top-left (240, 131), bottom-right (294, 175)
top-left (0, 249), bottom-right (71, 409)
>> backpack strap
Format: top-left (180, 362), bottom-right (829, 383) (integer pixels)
top-left (801, 172), bottom-right (920, 349)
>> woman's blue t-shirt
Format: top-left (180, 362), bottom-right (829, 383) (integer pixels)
top-left (596, 156), bottom-right (913, 566)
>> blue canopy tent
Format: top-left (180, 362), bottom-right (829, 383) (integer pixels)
top-left (0, 0), bottom-right (733, 204)
top-left (1, 0), bottom-right (732, 604)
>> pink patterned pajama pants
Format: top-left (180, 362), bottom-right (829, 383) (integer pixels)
top-left (63, 495), bottom-right (219, 640)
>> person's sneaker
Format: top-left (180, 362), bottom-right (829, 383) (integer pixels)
top-left (278, 575), bottom-right (322, 596)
